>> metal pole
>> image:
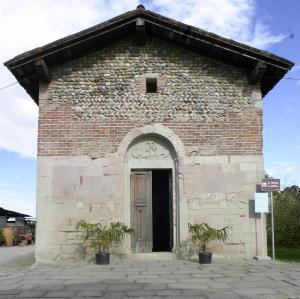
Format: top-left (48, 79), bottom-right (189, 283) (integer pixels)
top-left (261, 212), bottom-right (264, 256)
top-left (270, 191), bottom-right (275, 260)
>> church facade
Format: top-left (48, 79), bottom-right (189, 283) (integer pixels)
top-left (5, 5), bottom-right (293, 262)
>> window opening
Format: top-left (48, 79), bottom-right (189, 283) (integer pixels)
top-left (146, 77), bottom-right (157, 93)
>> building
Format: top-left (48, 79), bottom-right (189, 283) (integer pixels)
top-left (4, 5), bottom-right (293, 262)
top-left (0, 207), bottom-right (30, 229)
top-left (0, 207), bottom-right (34, 246)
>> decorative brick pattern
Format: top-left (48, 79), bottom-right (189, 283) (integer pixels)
top-left (39, 35), bottom-right (262, 157)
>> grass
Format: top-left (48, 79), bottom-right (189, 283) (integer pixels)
top-left (268, 246), bottom-right (300, 262)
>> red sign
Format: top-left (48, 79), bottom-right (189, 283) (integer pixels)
top-left (261, 179), bottom-right (280, 191)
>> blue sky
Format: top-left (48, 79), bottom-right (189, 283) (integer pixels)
top-left (0, 0), bottom-right (299, 217)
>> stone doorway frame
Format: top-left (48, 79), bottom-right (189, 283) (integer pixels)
top-left (117, 124), bottom-right (185, 253)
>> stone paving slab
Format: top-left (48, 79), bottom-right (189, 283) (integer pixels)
top-left (0, 258), bottom-right (300, 298)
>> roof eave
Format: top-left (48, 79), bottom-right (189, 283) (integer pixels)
top-left (4, 7), bottom-right (294, 104)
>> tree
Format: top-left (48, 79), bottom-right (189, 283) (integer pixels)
top-left (267, 186), bottom-right (300, 247)
top-left (283, 185), bottom-right (300, 201)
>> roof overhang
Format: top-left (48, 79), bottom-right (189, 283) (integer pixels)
top-left (4, 6), bottom-right (294, 105)
top-left (0, 207), bottom-right (30, 218)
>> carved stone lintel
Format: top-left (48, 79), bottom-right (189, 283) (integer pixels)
top-left (128, 138), bottom-right (171, 159)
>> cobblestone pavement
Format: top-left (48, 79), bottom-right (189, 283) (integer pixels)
top-left (0, 257), bottom-right (300, 299)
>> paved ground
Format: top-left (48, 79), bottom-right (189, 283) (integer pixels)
top-left (0, 256), bottom-right (300, 298)
top-left (0, 246), bottom-right (35, 265)
top-left (0, 245), bottom-right (35, 278)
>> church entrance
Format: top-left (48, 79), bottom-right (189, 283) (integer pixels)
top-left (130, 169), bottom-right (173, 253)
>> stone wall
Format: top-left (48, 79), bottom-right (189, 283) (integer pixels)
top-left (36, 153), bottom-right (265, 262)
top-left (38, 35), bottom-right (262, 158)
top-left (36, 155), bottom-right (126, 261)
top-left (178, 155), bottom-right (265, 259)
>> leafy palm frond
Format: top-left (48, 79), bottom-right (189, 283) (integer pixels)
top-left (75, 220), bottom-right (133, 253)
top-left (188, 222), bottom-right (230, 253)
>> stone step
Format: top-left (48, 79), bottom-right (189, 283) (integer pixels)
top-left (127, 252), bottom-right (175, 261)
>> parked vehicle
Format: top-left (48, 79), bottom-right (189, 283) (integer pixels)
top-left (13, 226), bottom-right (33, 246)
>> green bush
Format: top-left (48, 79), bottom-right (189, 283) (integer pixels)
top-left (267, 188), bottom-right (300, 247)
top-left (268, 246), bottom-right (300, 261)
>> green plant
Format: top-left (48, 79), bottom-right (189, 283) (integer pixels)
top-left (0, 229), bottom-right (5, 246)
top-left (188, 222), bottom-right (230, 253)
top-left (266, 189), bottom-right (300, 247)
top-left (75, 220), bottom-right (133, 253)
top-left (267, 246), bottom-right (300, 262)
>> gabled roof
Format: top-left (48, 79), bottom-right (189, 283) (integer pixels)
top-left (4, 5), bottom-right (294, 104)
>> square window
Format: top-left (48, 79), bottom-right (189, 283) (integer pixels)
top-left (146, 77), bottom-right (157, 93)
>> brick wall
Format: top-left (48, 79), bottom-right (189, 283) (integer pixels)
top-left (38, 35), bottom-right (262, 157)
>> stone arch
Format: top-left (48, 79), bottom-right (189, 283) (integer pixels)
top-left (117, 124), bottom-right (185, 159)
top-left (119, 124), bottom-right (183, 253)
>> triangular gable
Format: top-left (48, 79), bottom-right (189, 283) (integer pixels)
top-left (4, 5), bottom-right (294, 104)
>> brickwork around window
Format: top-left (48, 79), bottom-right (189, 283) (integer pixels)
top-left (38, 35), bottom-right (262, 157)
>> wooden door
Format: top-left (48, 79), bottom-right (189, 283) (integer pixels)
top-left (131, 171), bottom-right (152, 253)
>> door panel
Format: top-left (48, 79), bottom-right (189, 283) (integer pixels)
top-left (131, 171), bottom-right (152, 253)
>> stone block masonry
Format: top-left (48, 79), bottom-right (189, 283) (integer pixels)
top-left (38, 35), bottom-right (262, 158)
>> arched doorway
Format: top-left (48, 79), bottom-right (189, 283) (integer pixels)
top-left (126, 135), bottom-right (176, 253)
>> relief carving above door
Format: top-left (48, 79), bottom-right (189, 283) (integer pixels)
top-left (127, 137), bottom-right (172, 160)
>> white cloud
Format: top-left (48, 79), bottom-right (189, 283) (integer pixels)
top-left (0, 0), bottom-right (112, 159)
top-left (0, 1), bottom-right (101, 63)
top-left (0, 94), bottom-right (38, 158)
top-left (0, 0), bottom-right (286, 159)
top-left (249, 21), bottom-right (287, 49)
top-left (152, 0), bottom-right (286, 49)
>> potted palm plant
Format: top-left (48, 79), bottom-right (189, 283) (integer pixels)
top-left (75, 220), bottom-right (133, 265)
top-left (188, 222), bottom-right (230, 264)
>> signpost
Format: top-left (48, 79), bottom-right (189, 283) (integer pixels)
top-left (261, 178), bottom-right (280, 260)
top-left (254, 193), bottom-right (269, 258)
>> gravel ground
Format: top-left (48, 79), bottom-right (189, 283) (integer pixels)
top-left (0, 245), bottom-right (35, 278)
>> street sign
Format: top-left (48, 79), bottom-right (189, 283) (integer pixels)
top-left (261, 179), bottom-right (280, 192)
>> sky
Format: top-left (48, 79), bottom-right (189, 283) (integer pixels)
top-left (0, 0), bottom-right (299, 217)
